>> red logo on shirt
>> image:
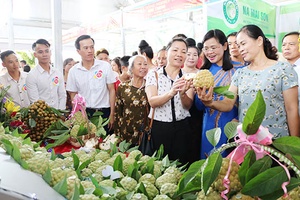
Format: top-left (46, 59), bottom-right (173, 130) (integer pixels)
top-left (94, 70), bottom-right (103, 79)
top-left (52, 76), bottom-right (59, 86)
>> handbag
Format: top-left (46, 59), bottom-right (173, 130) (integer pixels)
top-left (138, 107), bottom-right (155, 155)
top-left (138, 71), bottom-right (158, 155)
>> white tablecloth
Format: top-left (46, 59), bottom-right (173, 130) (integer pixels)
top-left (0, 148), bottom-right (65, 200)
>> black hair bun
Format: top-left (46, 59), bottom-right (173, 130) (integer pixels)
top-left (185, 38), bottom-right (196, 47)
top-left (197, 42), bottom-right (203, 50)
top-left (138, 40), bottom-right (149, 49)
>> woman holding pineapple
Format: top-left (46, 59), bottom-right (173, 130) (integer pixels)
top-left (194, 29), bottom-right (243, 159)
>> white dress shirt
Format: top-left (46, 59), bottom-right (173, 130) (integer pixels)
top-left (66, 59), bottom-right (116, 108)
top-left (292, 58), bottom-right (300, 114)
top-left (0, 71), bottom-right (30, 108)
top-left (26, 65), bottom-right (66, 109)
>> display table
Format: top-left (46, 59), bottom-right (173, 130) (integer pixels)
top-left (0, 148), bottom-right (65, 200)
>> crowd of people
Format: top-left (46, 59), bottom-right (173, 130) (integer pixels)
top-left (0, 24), bottom-right (299, 164)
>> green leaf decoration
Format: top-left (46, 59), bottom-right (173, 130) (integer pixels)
top-left (213, 85), bottom-right (235, 99)
top-left (140, 158), bottom-right (155, 175)
top-left (78, 159), bottom-right (91, 171)
top-left (156, 144), bottom-right (164, 160)
top-left (22, 137), bottom-right (31, 145)
top-left (19, 133), bottom-right (28, 140)
top-left (113, 155), bottom-right (123, 172)
top-left (1, 139), bottom-right (13, 155)
top-left (127, 162), bottom-right (141, 180)
top-left (224, 121), bottom-right (239, 141)
top-left (119, 140), bottom-right (131, 153)
top-left (70, 183), bottom-right (80, 200)
top-left (43, 120), bottom-right (67, 138)
top-left (290, 154), bottom-right (300, 169)
top-left (245, 156), bottom-right (272, 184)
top-left (259, 177), bottom-right (300, 200)
top-left (12, 144), bottom-right (22, 164)
top-left (109, 143), bottom-right (118, 157)
top-left (206, 128), bottom-right (221, 147)
top-left (49, 107), bottom-right (64, 116)
top-left (45, 134), bottom-right (70, 150)
top-left (28, 118), bottom-right (36, 128)
top-left (98, 185), bottom-right (117, 196)
top-left (162, 155), bottom-right (171, 168)
top-left (182, 193), bottom-right (198, 200)
top-left (125, 191), bottom-right (135, 200)
top-left (50, 150), bottom-right (57, 161)
top-left (76, 137), bottom-right (85, 147)
top-left (242, 166), bottom-right (289, 197)
top-left (33, 141), bottom-right (42, 149)
top-left (53, 176), bottom-right (68, 196)
top-left (43, 168), bottom-right (52, 185)
top-left (238, 150), bottom-right (256, 186)
top-left (47, 132), bottom-right (69, 140)
top-left (93, 188), bottom-right (103, 197)
top-left (11, 129), bottom-right (20, 137)
top-left (20, 160), bottom-right (29, 170)
top-left (174, 160), bottom-right (205, 198)
top-left (272, 136), bottom-right (300, 155)
top-left (136, 182), bottom-right (149, 199)
top-left (77, 125), bottom-right (88, 137)
top-left (242, 90), bottom-right (266, 135)
top-left (72, 152), bottom-right (80, 170)
top-left (202, 153), bottom-right (222, 194)
top-left (50, 130), bottom-right (70, 135)
top-left (79, 183), bottom-right (85, 195)
top-left (89, 175), bottom-right (100, 188)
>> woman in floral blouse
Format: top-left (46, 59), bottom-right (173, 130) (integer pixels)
top-left (114, 55), bottom-right (149, 145)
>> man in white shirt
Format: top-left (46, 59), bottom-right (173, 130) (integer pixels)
top-left (66, 35), bottom-right (116, 132)
top-left (282, 31), bottom-right (300, 114)
top-left (0, 50), bottom-right (30, 108)
top-left (26, 39), bottom-right (66, 110)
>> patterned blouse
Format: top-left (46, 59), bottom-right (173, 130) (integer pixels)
top-left (145, 67), bottom-right (191, 122)
top-left (232, 61), bottom-right (298, 137)
top-left (114, 80), bottom-right (149, 145)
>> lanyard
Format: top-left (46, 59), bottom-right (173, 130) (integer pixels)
top-left (163, 67), bottom-right (183, 122)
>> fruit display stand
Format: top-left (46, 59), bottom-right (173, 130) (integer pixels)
top-left (0, 147), bottom-right (65, 200)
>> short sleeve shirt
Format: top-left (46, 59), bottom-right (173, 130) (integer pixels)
top-left (232, 61), bottom-right (298, 137)
top-left (145, 67), bottom-right (191, 122)
top-left (0, 71), bottom-right (30, 108)
top-left (66, 59), bottom-right (116, 108)
top-left (26, 65), bottom-right (66, 109)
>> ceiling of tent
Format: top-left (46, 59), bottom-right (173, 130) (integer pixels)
top-left (0, 0), bottom-right (298, 60)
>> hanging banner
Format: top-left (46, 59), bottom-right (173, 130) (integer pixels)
top-left (206, 0), bottom-right (276, 38)
top-left (277, 2), bottom-right (300, 51)
top-left (125, 0), bottom-right (203, 20)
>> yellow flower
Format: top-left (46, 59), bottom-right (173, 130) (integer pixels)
top-left (4, 101), bottom-right (20, 114)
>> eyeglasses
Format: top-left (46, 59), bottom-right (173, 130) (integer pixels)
top-left (202, 45), bottom-right (221, 53)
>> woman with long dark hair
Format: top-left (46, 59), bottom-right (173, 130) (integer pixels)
top-left (195, 29), bottom-right (242, 159)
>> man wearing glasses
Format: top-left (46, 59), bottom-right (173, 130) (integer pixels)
top-left (26, 39), bottom-right (66, 110)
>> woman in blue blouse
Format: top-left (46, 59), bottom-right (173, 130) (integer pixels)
top-left (195, 29), bottom-right (243, 159)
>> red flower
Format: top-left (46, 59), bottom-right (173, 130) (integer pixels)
top-left (10, 120), bottom-right (23, 127)
top-left (11, 111), bottom-right (17, 117)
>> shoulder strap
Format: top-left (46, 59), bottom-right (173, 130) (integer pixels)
top-left (149, 71), bottom-right (158, 128)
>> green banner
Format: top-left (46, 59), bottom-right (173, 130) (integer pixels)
top-left (277, 2), bottom-right (300, 51)
top-left (207, 0), bottom-right (276, 38)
